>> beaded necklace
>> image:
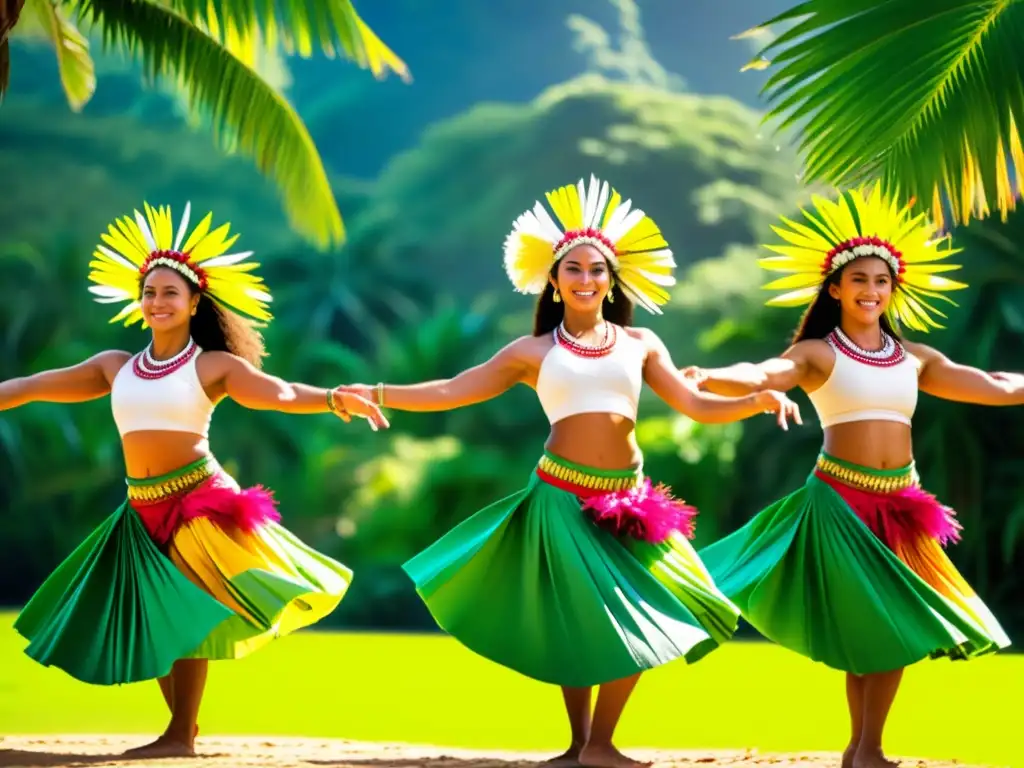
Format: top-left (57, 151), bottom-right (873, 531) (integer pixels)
top-left (829, 327), bottom-right (905, 367)
top-left (554, 321), bottom-right (617, 359)
top-left (133, 338), bottom-right (199, 380)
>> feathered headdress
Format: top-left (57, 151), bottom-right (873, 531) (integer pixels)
top-left (502, 175), bottom-right (677, 314)
top-left (87, 202), bottom-right (272, 327)
top-left (759, 182), bottom-right (968, 332)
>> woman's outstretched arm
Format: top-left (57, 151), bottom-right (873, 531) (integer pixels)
top-left (681, 343), bottom-right (818, 397)
top-left (202, 352), bottom-right (389, 429)
top-left (0, 351), bottom-right (131, 410)
top-left (641, 330), bottom-right (802, 430)
top-left (337, 337), bottom-right (534, 412)
top-left (910, 343), bottom-right (1024, 406)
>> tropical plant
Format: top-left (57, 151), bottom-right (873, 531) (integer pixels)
top-left (3, 0), bottom-right (409, 249)
top-left (348, 74), bottom-right (806, 304)
top-left (741, 0), bottom-right (1024, 230)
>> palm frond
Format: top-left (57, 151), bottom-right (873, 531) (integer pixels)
top-left (21, 0), bottom-right (95, 110)
top-left (167, 0), bottom-right (409, 82)
top-left (77, 0), bottom-right (343, 248)
top-left (747, 0), bottom-right (1024, 230)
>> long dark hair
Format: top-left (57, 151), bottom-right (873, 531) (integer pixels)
top-left (142, 267), bottom-right (267, 368)
top-left (792, 259), bottom-right (902, 343)
top-left (532, 266), bottom-right (634, 336)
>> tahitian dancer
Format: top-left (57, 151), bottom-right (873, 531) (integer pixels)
top-left (337, 176), bottom-right (802, 768)
top-left (687, 184), bottom-right (1014, 768)
top-left (1, 203), bottom-right (389, 758)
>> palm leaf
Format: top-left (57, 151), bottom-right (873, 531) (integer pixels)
top-left (20, 0), bottom-right (96, 110)
top-left (166, 0), bottom-right (409, 82)
top-left (76, 0), bottom-right (344, 247)
top-left (746, 0), bottom-right (1024, 230)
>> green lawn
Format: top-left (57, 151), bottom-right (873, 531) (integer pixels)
top-left (1, 612), bottom-right (1019, 765)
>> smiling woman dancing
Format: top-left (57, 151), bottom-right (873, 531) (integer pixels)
top-left (1, 203), bottom-right (388, 758)
top-left (338, 176), bottom-right (801, 768)
top-left (687, 184), bottom-right (1015, 768)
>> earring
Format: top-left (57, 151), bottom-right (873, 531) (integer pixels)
top-left (553, 289), bottom-right (561, 303)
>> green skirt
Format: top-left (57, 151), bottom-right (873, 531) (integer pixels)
top-left (15, 457), bottom-right (352, 685)
top-left (699, 453), bottom-right (1011, 675)
top-left (402, 452), bottom-right (740, 687)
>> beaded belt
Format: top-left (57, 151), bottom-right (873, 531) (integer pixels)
top-left (815, 453), bottom-right (918, 494)
top-left (536, 453), bottom-right (641, 493)
top-left (126, 456), bottom-right (219, 503)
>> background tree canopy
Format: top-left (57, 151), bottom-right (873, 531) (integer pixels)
top-left (1, 0), bottom-right (1021, 644)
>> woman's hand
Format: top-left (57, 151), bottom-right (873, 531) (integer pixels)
top-left (331, 387), bottom-right (389, 431)
top-left (679, 366), bottom-right (708, 389)
top-left (755, 390), bottom-right (803, 431)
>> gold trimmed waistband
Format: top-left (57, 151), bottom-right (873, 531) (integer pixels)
top-left (127, 459), bottom-right (219, 502)
top-left (536, 454), bottom-right (640, 492)
top-left (815, 455), bottom-right (918, 494)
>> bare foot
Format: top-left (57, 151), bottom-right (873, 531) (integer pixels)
top-left (852, 747), bottom-right (900, 768)
top-left (841, 744), bottom-right (857, 768)
top-left (121, 734), bottom-right (196, 759)
top-left (545, 743), bottom-right (585, 766)
top-left (578, 743), bottom-right (651, 768)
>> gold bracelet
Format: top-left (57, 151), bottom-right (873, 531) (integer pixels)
top-left (326, 389), bottom-right (348, 416)
top-left (376, 382), bottom-right (385, 407)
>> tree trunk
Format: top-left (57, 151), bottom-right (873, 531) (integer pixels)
top-left (0, 0), bottom-right (24, 97)
top-left (0, 0), bottom-right (25, 45)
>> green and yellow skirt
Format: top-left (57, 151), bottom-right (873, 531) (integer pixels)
top-left (699, 452), bottom-right (1011, 675)
top-left (402, 451), bottom-right (740, 687)
top-left (15, 456), bottom-right (352, 685)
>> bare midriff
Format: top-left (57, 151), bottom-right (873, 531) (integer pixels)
top-left (121, 431), bottom-right (212, 479)
top-left (544, 412), bottom-right (641, 470)
top-left (822, 420), bottom-right (914, 469)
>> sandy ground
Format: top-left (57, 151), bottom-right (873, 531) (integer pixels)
top-left (0, 736), bottom-right (1000, 768)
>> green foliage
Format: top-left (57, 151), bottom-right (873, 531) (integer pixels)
top-left (78, 0), bottom-right (344, 246)
top-left (746, 0), bottom-right (1024, 230)
top-left (5, 0), bottom-right (409, 248)
top-left (0, 101), bottom-right (291, 248)
top-left (343, 74), bottom-right (807, 301)
top-left (568, 0), bottom-right (684, 92)
top-left (2, 65), bottom-right (1022, 642)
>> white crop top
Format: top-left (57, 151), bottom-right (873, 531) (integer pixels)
top-left (807, 331), bottom-right (920, 428)
top-left (536, 327), bottom-right (645, 424)
top-left (110, 345), bottom-right (215, 438)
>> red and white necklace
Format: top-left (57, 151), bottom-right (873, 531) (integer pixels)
top-left (829, 327), bottom-right (905, 367)
top-left (555, 321), bottom-right (617, 358)
top-left (133, 338), bottom-right (199, 380)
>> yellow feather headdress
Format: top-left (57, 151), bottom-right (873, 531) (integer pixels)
top-left (88, 202), bottom-right (272, 327)
top-left (759, 182), bottom-right (968, 332)
top-left (503, 175), bottom-right (677, 314)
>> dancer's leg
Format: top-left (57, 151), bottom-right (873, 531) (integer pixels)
top-left (546, 686), bottom-right (593, 764)
top-left (123, 659), bottom-right (208, 758)
top-left (579, 673), bottom-right (648, 768)
top-left (842, 672), bottom-right (865, 768)
top-left (853, 668), bottom-right (903, 768)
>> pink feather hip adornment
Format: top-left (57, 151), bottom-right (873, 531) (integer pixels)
top-left (131, 473), bottom-right (281, 545)
top-left (578, 478), bottom-right (698, 543)
top-left (816, 470), bottom-right (962, 548)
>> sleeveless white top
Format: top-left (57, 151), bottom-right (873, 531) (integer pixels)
top-left (807, 332), bottom-right (920, 428)
top-left (536, 327), bottom-right (645, 424)
top-left (110, 347), bottom-right (215, 438)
